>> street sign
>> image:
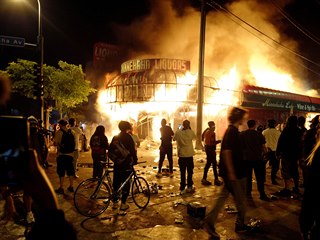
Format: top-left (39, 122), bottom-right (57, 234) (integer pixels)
top-left (0, 35), bottom-right (25, 47)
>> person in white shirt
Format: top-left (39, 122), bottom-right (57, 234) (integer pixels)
top-left (173, 120), bottom-right (196, 194)
top-left (68, 118), bottom-right (82, 178)
top-left (262, 119), bottom-right (281, 185)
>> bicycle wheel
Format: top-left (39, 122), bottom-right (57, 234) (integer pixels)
top-left (74, 178), bottom-right (111, 217)
top-left (131, 176), bottom-right (150, 208)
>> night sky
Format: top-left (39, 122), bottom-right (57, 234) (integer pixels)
top-left (1, 0), bottom-right (320, 85)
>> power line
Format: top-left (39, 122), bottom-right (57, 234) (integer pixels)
top-left (269, 0), bottom-right (320, 47)
top-left (203, 0), bottom-right (320, 77)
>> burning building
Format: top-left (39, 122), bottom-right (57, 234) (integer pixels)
top-left (97, 58), bottom-right (320, 141)
top-left (98, 58), bottom-right (240, 140)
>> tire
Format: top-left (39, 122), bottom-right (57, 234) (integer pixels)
top-left (131, 177), bottom-right (150, 209)
top-left (74, 178), bottom-right (111, 217)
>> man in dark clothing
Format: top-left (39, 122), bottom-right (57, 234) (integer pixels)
top-left (240, 120), bottom-right (269, 201)
top-left (276, 115), bottom-right (302, 197)
top-left (204, 107), bottom-right (252, 239)
top-left (157, 119), bottom-right (174, 177)
top-left (302, 115), bottom-right (319, 187)
top-left (110, 120), bottom-right (138, 211)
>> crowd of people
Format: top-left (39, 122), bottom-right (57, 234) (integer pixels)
top-left (1, 72), bottom-right (320, 239)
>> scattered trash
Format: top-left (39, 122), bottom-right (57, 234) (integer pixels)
top-left (248, 217), bottom-right (262, 230)
top-left (175, 218), bottom-right (184, 224)
top-left (225, 205), bottom-right (238, 214)
top-left (117, 210), bottom-right (127, 216)
top-left (270, 195), bottom-right (278, 200)
top-left (150, 183), bottom-right (159, 194)
top-left (173, 199), bottom-right (189, 207)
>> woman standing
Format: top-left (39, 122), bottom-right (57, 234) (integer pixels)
top-left (90, 125), bottom-right (109, 178)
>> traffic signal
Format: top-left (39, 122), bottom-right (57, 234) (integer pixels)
top-left (34, 63), bottom-right (44, 97)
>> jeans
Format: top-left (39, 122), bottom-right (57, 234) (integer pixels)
top-left (245, 160), bottom-right (266, 196)
top-left (203, 145), bottom-right (218, 180)
top-left (158, 144), bottom-right (173, 173)
top-left (178, 157), bottom-right (194, 190)
top-left (206, 177), bottom-right (247, 227)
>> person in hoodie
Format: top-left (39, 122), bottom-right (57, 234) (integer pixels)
top-left (173, 120), bottom-right (196, 194)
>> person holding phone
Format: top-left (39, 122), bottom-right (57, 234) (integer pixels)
top-left (0, 74), bottom-right (77, 239)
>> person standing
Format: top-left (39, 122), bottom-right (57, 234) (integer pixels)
top-left (201, 121), bottom-right (222, 186)
top-left (128, 123), bottom-right (140, 154)
top-left (68, 118), bottom-right (82, 178)
top-left (173, 120), bottom-right (196, 194)
top-left (299, 126), bottom-right (320, 240)
top-left (204, 107), bottom-right (251, 239)
top-left (240, 119), bottom-right (270, 201)
top-left (54, 119), bottom-right (76, 194)
top-left (302, 115), bottom-right (319, 187)
top-left (275, 115), bottom-right (302, 197)
top-left (89, 125), bottom-right (109, 179)
top-left (262, 119), bottom-right (281, 185)
top-left (156, 119), bottom-right (174, 178)
top-left (109, 121), bottom-right (138, 211)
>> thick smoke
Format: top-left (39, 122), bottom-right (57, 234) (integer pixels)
top-left (112, 0), bottom-right (310, 93)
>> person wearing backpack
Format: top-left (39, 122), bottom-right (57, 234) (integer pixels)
top-left (54, 119), bottom-right (76, 194)
top-left (90, 125), bottom-right (109, 179)
top-left (109, 121), bottom-right (137, 211)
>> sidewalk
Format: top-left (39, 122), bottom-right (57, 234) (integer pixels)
top-left (1, 145), bottom-right (303, 240)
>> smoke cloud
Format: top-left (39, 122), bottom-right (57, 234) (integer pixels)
top-left (112, 0), bottom-right (310, 93)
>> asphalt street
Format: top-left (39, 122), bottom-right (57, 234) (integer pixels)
top-left (0, 141), bottom-right (303, 240)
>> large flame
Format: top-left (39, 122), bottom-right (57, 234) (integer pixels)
top-left (93, 0), bottom-right (319, 140)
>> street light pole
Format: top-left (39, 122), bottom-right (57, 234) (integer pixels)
top-left (195, 0), bottom-right (206, 149)
top-left (36, 0), bottom-right (45, 125)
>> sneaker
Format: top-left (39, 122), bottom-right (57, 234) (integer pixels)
top-left (55, 187), bottom-right (64, 195)
top-left (74, 174), bottom-right (79, 179)
top-left (156, 173), bottom-right (162, 178)
top-left (214, 179), bottom-right (222, 186)
top-left (180, 189), bottom-right (187, 195)
top-left (203, 221), bottom-right (220, 239)
top-left (120, 203), bottom-right (129, 211)
top-left (260, 194), bottom-right (271, 202)
top-left (235, 224), bottom-right (253, 233)
top-left (186, 186), bottom-right (196, 193)
top-left (26, 212), bottom-right (35, 224)
top-left (201, 179), bottom-right (212, 185)
top-left (274, 188), bottom-right (291, 198)
top-left (67, 186), bottom-right (74, 193)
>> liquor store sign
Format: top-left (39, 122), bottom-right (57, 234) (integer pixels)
top-left (242, 93), bottom-right (320, 113)
top-left (0, 35), bottom-right (25, 47)
top-left (121, 58), bottom-right (190, 73)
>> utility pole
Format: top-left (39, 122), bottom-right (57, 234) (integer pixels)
top-left (37, 0), bottom-right (45, 127)
top-left (196, 0), bottom-right (206, 149)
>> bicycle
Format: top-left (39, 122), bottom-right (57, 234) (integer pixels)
top-left (73, 161), bottom-right (150, 217)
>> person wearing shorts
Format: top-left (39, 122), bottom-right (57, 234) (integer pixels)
top-left (54, 119), bottom-right (76, 195)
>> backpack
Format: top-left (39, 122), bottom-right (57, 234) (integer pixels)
top-left (201, 128), bottom-right (209, 141)
top-left (108, 136), bottom-right (130, 165)
top-left (59, 129), bottom-right (76, 154)
top-left (90, 135), bottom-right (106, 155)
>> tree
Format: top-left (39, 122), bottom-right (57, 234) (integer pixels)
top-left (46, 61), bottom-right (96, 117)
top-left (6, 59), bottom-right (37, 99)
top-left (3, 59), bottom-right (96, 118)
